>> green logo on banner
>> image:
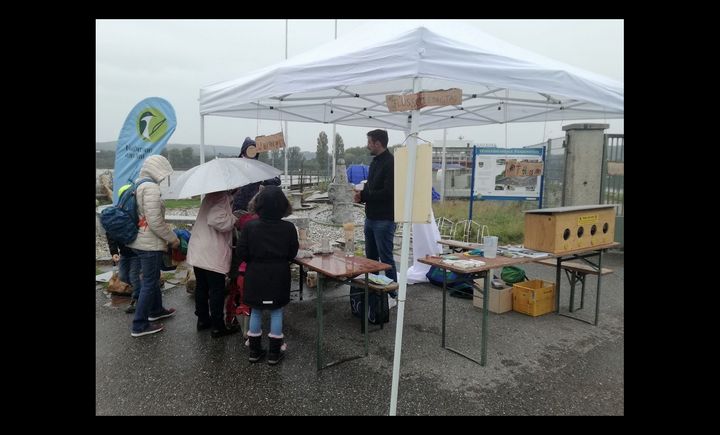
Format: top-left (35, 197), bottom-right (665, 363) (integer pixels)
top-left (136, 107), bottom-right (168, 142)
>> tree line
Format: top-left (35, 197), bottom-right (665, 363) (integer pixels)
top-left (96, 132), bottom-right (400, 173)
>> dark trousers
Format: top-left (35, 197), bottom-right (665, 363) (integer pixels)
top-left (193, 267), bottom-right (227, 330)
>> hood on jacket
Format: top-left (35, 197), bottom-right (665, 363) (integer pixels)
top-left (138, 154), bottom-right (173, 183)
top-left (254, 185), bottom-right (291, 220)
top-left (239, 137), bottom-right (259, 160)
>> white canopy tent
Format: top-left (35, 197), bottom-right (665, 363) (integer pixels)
top-left (198, 20), bottom-right (623, 415)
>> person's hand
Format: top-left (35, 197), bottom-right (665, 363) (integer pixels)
top-left (112, 254), bottom-right (120, 263)
top-left (171, 239), bottom-right (180, 249)
top-left (353, 191), bottom-right (361, 203)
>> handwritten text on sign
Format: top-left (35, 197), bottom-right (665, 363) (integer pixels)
top-left (505, 159), bottom-right (544, 177)
top-left (386, 88), bottom-right (462, 112)
top-left (254, 132), bottom-right (286, 152)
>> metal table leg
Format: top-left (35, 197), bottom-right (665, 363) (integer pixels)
top-left (316, 274), bottom-right (324, 371)
top-left (441, 268), bottom-right (447, 348)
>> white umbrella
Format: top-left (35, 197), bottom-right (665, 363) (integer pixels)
top-left (166, 157), bottom-right (282, 199)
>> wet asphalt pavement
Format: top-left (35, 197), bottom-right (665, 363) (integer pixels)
top-left (96, 252), bottom-right (623, 415)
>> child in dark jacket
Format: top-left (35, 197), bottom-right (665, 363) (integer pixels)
top-left (237, 186), bottom-right (299, 365)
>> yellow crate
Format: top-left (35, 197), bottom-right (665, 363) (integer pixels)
top-left (512, 280), bottom-right (556, 317)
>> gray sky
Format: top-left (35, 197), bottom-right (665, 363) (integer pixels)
top-left (96, 19), bottom-right (623, 152)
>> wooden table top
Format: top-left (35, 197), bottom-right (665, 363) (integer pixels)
top-left (437, 239), bottom-right (483, 250)
top-left (418, 254), bottom-right (543, 274)
top-left (293, 250), bottom-right (391, 279)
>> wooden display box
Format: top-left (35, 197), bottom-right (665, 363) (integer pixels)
top-left (512, 280), bottom-right (556, 317)
top-left (523, 205), bottom-right (616, 254)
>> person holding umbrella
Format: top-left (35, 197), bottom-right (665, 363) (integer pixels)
top-left (185, 189), bottom-right (240, 338)
top-left (232, 137), bottom-right (281, 214)
top-left (168, 155), bottom-right (283, 338)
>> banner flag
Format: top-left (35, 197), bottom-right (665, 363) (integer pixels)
top-left (113, 97), bottom-right (176, 203)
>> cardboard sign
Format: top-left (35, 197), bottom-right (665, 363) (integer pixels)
top-left (505, 159), bottom-right (544, 177)
top-left (254, 132), bottom-right (286, 152)
top-left (386, 93), bottom-right (421, 112)
top-left (607, 161), bottom-right (624, 176)
top-left (386, 88), bottom-right (462, 112)
top-left (419, 88), bottom-right (462, 108)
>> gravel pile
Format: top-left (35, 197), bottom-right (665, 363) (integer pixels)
top-left (96, 204), bottom-right (400, 260)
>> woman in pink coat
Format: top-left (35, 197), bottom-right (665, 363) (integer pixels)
top-left (186, 190), bottom-right (238, 338)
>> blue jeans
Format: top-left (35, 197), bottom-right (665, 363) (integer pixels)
top-left (364, 219), bottom-right (397, 296)
top-left (249, 308), bottom-right (283, 336)
top-left (131, 249), bottom-right (164, 333)
top-left (119, 254), bottom-right (141, 300)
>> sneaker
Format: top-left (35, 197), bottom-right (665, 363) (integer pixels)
top-left (131, 323), bottom-right (164, 337)
top-left (125, 299), bottom-right (137, 314)
top-left (148, 308), bottom-right (176, 321)
top-left (388, 296), bottom-right (398, 309)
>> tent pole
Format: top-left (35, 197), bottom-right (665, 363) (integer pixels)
top-left (332, 124), bottom-right (337, 179)
top-left (284, 20), bottom-right (289, 179)
top-left (331, 20), bottom-right (338, 179)
top-left (441, 127), bottom-right (447, 202)
top-left (390, 77), bottom-right (422, 416)
top-left (200, 115), bottom-right (205, 165)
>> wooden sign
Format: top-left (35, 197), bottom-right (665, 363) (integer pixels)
top-left (607, 161), bottom-right (624, 176)
top-left (505, 159), bottom-right (544, 177)
top-left (254, 132), bottom-right (286, 152)
top-left (386, 93), bottom-right (421, 112)
top-left (419, 88), bottom-right (462, 108)
top-left (386, 88), bottom-right (462, 112)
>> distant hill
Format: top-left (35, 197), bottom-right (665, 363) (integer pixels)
top-left (97, 141), bottom-right (319, 160)
top-left (96, 141), bottom-right (243, 157)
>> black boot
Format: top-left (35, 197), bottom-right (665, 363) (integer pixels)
top-left (211, 323), bottom-right (239, 338)
top-left (267, 337), bottom-right (286, 365)
top-left (248, 335), bottom-right (266, 363)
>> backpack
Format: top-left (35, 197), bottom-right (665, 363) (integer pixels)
top-left (501, 266), bottom-right (527, 284)
top-left (100, 178), bottom-right (154, 245)
top-left (349, 287), bottom-right (390, 325)
top-left (425, 266), bottom-right (475, 299)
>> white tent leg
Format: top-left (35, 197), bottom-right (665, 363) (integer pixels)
top-left (332, 123), bottom-right (337, 179)
top-left (284, 120), bottom-right (289, 178)
top-left (441, 127), bottom-right (447, 202)
top-left (200, 115), bottom-right (206, 201)
top-left (200, 115), bottom-right (206, 165)
top-left (390, 77), bottom-right (422, 416)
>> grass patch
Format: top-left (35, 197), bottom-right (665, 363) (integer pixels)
top-left (165, 198), bottom-right (201, 209)
top-left (432, 200), bottom-right (534, 245)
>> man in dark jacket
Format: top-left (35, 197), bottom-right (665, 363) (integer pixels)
top-left (353, 129), bottom-right (397, 297)
top-left (232, 137), bottom-right (281, 213)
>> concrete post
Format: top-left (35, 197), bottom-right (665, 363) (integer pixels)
top-left (562, 123), bottom-right (609, 206)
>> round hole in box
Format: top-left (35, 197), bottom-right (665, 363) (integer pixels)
top-left (563, 228), bottom-right (571, 240)
top-left (603, 222), bottom-right (609, 234)
top-left (577, 226), bottom-right (584, 238)
top-left (590, 224), bottom-right (597, 236)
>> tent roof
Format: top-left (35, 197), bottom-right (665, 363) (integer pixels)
top-left (199, 20), bottom-right (623, 131)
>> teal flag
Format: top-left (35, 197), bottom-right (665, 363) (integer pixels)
top-left (113, 97), bottom-right (176, 203)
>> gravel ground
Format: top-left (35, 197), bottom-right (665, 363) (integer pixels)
top-left (96, 202), bottom-right (396, 260)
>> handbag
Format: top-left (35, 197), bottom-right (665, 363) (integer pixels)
top-left (107, 271), bottom-right (132, 295)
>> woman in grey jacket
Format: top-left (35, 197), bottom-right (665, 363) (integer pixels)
top-left (127, 155), bottom-right (180, 337)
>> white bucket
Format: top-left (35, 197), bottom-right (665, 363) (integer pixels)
top-left (483, 236), bottom-right (498, 258)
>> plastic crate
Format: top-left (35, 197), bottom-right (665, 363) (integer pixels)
top-left (512, 279), bottom-right (556, 317)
